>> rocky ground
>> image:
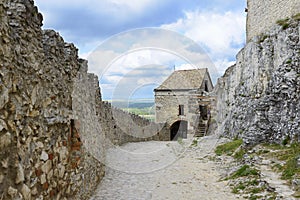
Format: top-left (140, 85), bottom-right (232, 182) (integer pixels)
top-left (90, 135), bottom-right (243, 200)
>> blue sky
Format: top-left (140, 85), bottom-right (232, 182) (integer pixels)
top-left (35, 0), bottom-right (247, 100)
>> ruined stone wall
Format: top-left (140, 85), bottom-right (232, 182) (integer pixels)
top-left (71, 60), bottom-right (106, 199)
top-left (0, 1), bottom-right (104, 199)
top-left (215, 17), bottom-right (300, 145)
top-left (99, 101), bottom-right (169, 146)
top-left (246, 0), bottom-right (300, 42)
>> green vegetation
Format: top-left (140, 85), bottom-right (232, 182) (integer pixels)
top-left (232, 179), bottom-right (265, 194)
top-left (108, 99), bottom-right (156, 120)
top-left (266, 142), bottom-right (300, 180)
top-left (282, 135), bottom-right (291, 145)
top-left (228, 165), bottom-right (259, 179)
top-left (122, 107), bottom-right (154, 116)
top-left (292, 13), bottom-right (300, 21)
top-left (177, 137), bottom-right (183, 145)
top-left (217, 137), bottom-right (300, 198)
top-left (276, 18), bottom-right (290, 29)
top-left (120, 102), bottom-right (155, 121)
top-left (191, 139), bottom-right (198, 147)
top-left (215, 138), bottom-right (243, 156)
top-left (285, 59), bottom-right (292, 64)
top-left (259, 34), bottom-right (269, 43)
top-left (233, 148), bottom-right (246, 160)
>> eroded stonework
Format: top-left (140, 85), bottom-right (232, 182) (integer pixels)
top-left (215, 18), bottom-right (300, 145)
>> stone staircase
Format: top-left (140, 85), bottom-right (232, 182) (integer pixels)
top-left (195, 120), bottom-right (208, 137)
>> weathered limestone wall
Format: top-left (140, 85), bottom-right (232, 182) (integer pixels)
top-left (246, 0), bottom-right (300, 42)
top-left (99, 101), bottom-right (169, 145)
top-left (71, 60), bottom-right (106, 199)
top-left (215, 18), bottom-right (300, 145)
top-left (0, 1), bottom-right (104, 199)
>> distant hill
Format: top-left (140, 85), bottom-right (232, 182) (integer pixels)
top-left (108, 99), bottom-right (154, 109)
top-left (128, 102), bottom-right (154, 109)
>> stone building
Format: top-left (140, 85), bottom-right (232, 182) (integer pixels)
top-left (154, 68), bottom-right (214, 140)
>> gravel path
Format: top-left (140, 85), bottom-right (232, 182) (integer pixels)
top-left (90, 135), bottom-right (242, 200)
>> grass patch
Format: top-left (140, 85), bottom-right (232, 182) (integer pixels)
top-left (249, 195), bottom-right (263, 200)
top-left (231, 178), bottom-right (264, 196)
top-left (264, 142), bottom-right (300, 181)
top-left (249, 187), bottom-right (264, 194)
top-left (234, 148), bottom-right (246, 160)
top-left (191, 139), bottom-right (198, 147)
top-left (276, 18), bottom-right (290, 29)
top-left (232, 183), bottom-right (246, 194)
top-left (262, 143), bottom-right (283, 150)
top-left (292, 13), bottom-right (300, 21)
top-left (259, 34), bottom-right (268, 43)
top-left (215, 138), bottom-right (243, 156)
top-left (285, 59), bottom-right (292, 65)
top-left (228, 165), bottom-right (259, 179)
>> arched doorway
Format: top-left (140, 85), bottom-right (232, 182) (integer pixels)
top-left (170, 120), bottom-right (188, 140)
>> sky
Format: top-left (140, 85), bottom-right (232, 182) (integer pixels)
top-left (35, 0), bottom-right (247, 100)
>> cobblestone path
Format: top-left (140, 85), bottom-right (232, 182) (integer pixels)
top-left (90, 135), bottom-right (242, 200)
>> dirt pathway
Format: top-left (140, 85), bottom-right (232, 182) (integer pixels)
top-left (90, 135), bottom-right (243, 200)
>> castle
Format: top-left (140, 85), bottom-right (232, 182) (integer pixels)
top-left (0, 0), bottom-right (299, 199)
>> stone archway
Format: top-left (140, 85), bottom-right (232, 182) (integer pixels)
top-left (170, 120), bottom-right (188, 140)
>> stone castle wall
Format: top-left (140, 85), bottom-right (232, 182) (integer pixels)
top-left (215, 17), bottom-right (300, 145)
top-left (99, 101), bottom-right (169, 145)
top-left (0, 1), bottom-right (106, 199)
top-left (0, 1), bottom-right (170, 199)
top-left (246, 0), bottom-right (300, 42)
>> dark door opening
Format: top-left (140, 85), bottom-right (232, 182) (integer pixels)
top-left (200, 105), bottom-right (208, 120)
top-left (170, 120), bottom-right (188, 140)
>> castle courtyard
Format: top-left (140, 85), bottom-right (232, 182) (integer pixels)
top-left (91, 136), bottom-right (241, 200)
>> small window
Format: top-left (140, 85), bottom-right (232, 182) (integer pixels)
top-left (204, 80), bottom-right (209, 92)
top-left (179, 105), bottom-right (184, 115)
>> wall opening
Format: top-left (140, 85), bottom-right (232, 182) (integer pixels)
top-left (170, 120), bottom-right (187, 140)
top-left (204, 80), bottom-right (209, 92)
top-left (179, 105), bottom-right (184, 115)
top-left (199, 105), bottom-right (208, 120)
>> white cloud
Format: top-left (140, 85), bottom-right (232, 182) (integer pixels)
top-left (161, 10), bottom-right (246, 72)
top-left (86, 27), bottom-right (221, 99)
top-left (109, 0), bottom-right (154, 13)
top-left (214, 59), bottom-right (236, 74)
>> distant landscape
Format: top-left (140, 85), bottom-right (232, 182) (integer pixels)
top-left (107, 99), bottom-right (155, 121)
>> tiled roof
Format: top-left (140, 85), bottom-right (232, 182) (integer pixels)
top-left (155, 68), bottom-right (207, 90)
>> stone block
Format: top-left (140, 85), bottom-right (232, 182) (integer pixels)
top-left (7, 186), bottom-right (18, 198)
top-left (40, 173), bottom-right (46, 184)
top-left (41, 160), bottom-right (52, 174)
top-left (0, 132), bottom-right (11, 148)
top-left (0, 174), bottom-right (3, 184)
top-left (21, 184), bottom-right (31, 200)
top-left (16, 163), bottom-right (25, 184)
top-left (0, 119), bottom-right (7, 131)
top-left (40, 151), bottom-right (48, 161)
